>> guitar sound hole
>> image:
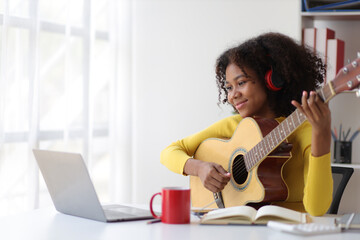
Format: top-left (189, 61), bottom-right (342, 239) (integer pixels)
top-left (232, 155), bottom-right (248, 185)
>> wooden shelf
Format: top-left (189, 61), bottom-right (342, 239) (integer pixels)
top-left (301, 11), bottom-right (360, 20)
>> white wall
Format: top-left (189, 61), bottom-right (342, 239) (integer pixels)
top-left (130, 0), bottom-right (301, 204)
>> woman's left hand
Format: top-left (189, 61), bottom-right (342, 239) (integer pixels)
top-left (291, 91), bottom-right (331, 157)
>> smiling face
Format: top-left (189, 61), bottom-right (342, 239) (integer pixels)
top-left (225, 63), bottom-right (275, 119)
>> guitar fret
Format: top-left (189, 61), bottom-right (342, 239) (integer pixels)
top-left (297, 111), bottom-right (303, 124)
top-left (275, 131), bottom-right (281, 146)
top-left (247, 151), bottom-right (254, 171)
top-left (250, 147), bottom-right (256, 169)
top-left (245, 151), bottom-right (249, 170)
top-left (275, 127), bottom-right (281, 144)
top-left (299, 110), bottom-right (306, 123)
top-left (290, 115), bottom-right (295, 132)
top-left (270, 132), bottom-right (277, 150)
top-left (274, 126), bottom-right (281, 145)
top-left (249, 153), bottom-right (253, 170)
top-left (296, 110), bottom-right (301, 123)
top-left (248, 150), bottom-right (253, 170)
top-left (254, 145), bottom-right (260, 168)
top-left (274, 134), bottom-right (279, 148)
top-left (251, 150), bottom-right (255, 169)
top-left (293, 111), bottom-right (300, 126)
top-left (251, 152), bottom-right (256, 169)
top-left (295, 111), bottom-right (300, 123)
top-left (267, 137), bottom-right (272, 153)
top-left (255, 144), bottom-right (259, 157)
top-left (280, 124), bottom-right (285, 138)
top-left (259, 142), bottom-right (264, 158)
top-left (275, 131), bottom-right (281, 147)
top-left (244, 154), bottom-right (249, 170)
top-left (268, 135), bottom-right (272, 151)
top-left (271, 133), bottom-right (276, 148)
top-left (282, 121), bottom-right (287, 136)
top-left (267, 134), bottom-right (271, 149)
top-left (286, 119), bottom-right (291, 135)
top-left (278, 127), bottom-right (282, 139)
top-left (262, 142), bottom-right (266, 158)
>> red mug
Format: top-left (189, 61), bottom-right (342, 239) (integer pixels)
top-left (149, 187), bottom-right (191, 224)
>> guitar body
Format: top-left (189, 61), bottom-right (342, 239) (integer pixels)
top-left (190, 117), bottom-right (290, 209)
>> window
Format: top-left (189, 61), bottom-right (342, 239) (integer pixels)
top-left (0, 0), bottom-right (130, 216)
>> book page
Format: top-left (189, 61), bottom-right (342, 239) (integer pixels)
top-left (201, 205), bottom-right (257, 223)
top-left (254, 205), bottom-right (305, 224)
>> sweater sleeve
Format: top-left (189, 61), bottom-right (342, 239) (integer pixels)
top-left (285, 121), bottom-right (333, 216)
top-left (303, 151), bottom-right (333, 216)
top-left (160, 115), bottom-right (241, 175)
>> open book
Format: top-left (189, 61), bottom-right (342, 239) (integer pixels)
top-left (200, 205), bottom-right (309, 225)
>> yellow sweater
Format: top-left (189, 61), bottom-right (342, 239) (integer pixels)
top-left (160, 115), bottom-right (333, 216)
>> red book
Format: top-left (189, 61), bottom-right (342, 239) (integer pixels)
top-left (302, 28), bottom-right (317, 52)
top-left (315, 28), bottom-right (335, 66)
top-left (326, 39), bottom-right (345, 82)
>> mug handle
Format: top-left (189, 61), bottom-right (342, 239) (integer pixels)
top-left (149, 192), bottom-right (161, 219)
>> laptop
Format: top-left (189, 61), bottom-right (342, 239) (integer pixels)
top-left (33, 149), bottom-right (154, 222)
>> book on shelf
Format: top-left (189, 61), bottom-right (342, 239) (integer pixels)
top-left (200, 205), bottom-right (309, 225)
top-left (316, 28), bottom-right (335, 78)
top-left (302, 28), bottom-right (317, 52)
top-left (326, 38), bottom-right (345, 81)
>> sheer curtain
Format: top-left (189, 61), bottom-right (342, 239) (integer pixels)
top-left (0, 0), bottom-right (132, 216)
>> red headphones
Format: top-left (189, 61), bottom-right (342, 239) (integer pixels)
top-left (265, 67), bottom-right (284, 91)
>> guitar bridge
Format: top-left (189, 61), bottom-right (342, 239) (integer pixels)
top-left (213, 192), bottom-right (225, 208)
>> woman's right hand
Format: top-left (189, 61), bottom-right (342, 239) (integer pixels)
top-left (184, 158), bottom-right (231, 193)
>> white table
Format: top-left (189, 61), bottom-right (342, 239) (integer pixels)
top-left (1, 207), bottom-right (360, 240)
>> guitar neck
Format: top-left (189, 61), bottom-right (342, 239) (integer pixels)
top-left (244, 56), bottom-right (360, 170)
top-left (245, 109), bottom-right (307, 171)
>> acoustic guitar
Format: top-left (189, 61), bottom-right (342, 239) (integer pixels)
top-left (190, 56), bottom-right (360, 209)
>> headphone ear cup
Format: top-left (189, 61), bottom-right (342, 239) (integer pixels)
top-left (265, 68), bottom-right (283, 91)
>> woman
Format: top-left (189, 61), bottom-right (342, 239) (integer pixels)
top-left (160, 32), bottom-right (333, 216)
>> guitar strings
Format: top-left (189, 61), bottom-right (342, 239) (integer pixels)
top-left (231, 158), bottom-right (248, 180)
top-left (230, 90), bottom-right (323, 183)
top-left (232, 165), bottom-right (247, 179)
top-left (230, 113), bottom-right (301, 180)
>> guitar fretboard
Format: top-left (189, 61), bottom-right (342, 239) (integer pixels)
top-left (244, 109), bottom-right (307, 171)
top-left (243, 79), bottom-right (338, 171)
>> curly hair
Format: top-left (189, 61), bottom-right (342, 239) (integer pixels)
top-left (215, 32), bottom-right (326, 117)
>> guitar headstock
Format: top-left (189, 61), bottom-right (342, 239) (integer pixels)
top-left (331, 54), bottom-right (360, 96)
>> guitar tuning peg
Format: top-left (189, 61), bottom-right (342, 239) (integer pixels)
top-left (358, 52), bottom-right (360, 58)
